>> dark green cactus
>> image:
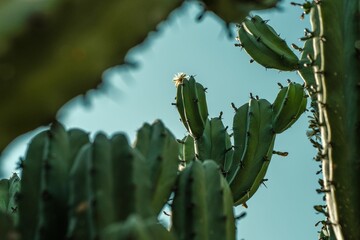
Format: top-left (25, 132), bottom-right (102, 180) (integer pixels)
top-left (173, 74), bottom-right (307, 207)
top-left (236, 15), bottom-right (300, 71)
top-left (174, 74), bottom-right (209, 139)
top-left (133, 120), bottom-right (179, 215)
top-left (272, 81), bottom-right (308, 134)
top-left (235, 2), bottom-right (360, 238)
top-left (178, 135), bottom-right (196, 165)
top-left (308, 1), bottom-right (360, 239)
top-left (228, 98), bottom-right (276, 206)
top-left (171, 159), bottom-right (236, 240)
top-left (0, 0), bottom-right (282, 153)
top-left (0, 173), bottom-right (20, 226)
top-left (3, 120), bottom-right (232, 240)
top-left (67, 144), bottom-right (92, 240)
top-left (5, 1), bottom-right (359, 239)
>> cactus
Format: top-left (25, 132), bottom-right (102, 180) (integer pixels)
top-left (178, 135), bottom-right (196, 165)
top-left (173, 74), bottom-right (307, 206)
top-left (174, 74), bottom-right (209, 139)
top-left (272, 81), bottom-right (308, 134)
top-left (0, 173), bottom-right (20, 225)
top-left (3, 120), bottom-right (241, 239)
top-left (234, 2), bottom-right (360, 239)
top-left (2, 0), bottom-right (358, 239)
top-left (237, 15), bottom-right (300, 70)
top-left (171, 160), bottom-right (236, 240)
top-left (308, 1), bottom-right (360, 239)
top-left (228, 98), bottom-right (276, 206)
top-left (0, 0), bottom-right (282, 153)
top-left (133, 121), bottom-right (179, 215)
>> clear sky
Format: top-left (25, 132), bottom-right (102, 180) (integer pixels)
top-left (1, 1), bottom-right (324, 239)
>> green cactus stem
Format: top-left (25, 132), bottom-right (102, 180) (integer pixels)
top-left (171, 159), bottom-right (235, 240)
top-left (309, 1), bottom-right (360, 239)
top-left (133, 120), bottom-right (179, 215)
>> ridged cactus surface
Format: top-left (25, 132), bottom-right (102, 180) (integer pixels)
top-left (2, 120), bottom-right (240, 240)
top-left (309, 1), bottom-right (360, 239)
top-left (171, 160), bottom-right (236, 240)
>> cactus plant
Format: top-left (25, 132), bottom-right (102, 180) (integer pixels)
top-left (2, 120), bottom-right (240, 240)
top-left (308, 1), bottom-right (360, 239)
top-left (173, 74), bottom-right (307, 206)
top-left (0, 0), bottom-right (281, 154)
top-left (1, 0), bottom-right (358, 239)
top-left (234, 2), bottom-right (360, 239)
top-left (171, 159), bottom-right (236, 240)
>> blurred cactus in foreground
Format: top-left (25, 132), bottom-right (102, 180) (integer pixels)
top-left (3, 0), bottom-right (357, 239)
top-left (0, 0), bottom-right (183, 151)
top-left (0, 120), bottom-right (238, 240)
top-left (0, 0), bottom-right (280, 154)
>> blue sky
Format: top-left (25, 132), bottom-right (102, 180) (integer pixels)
top-left (1, 1), bottom-right (324, 239)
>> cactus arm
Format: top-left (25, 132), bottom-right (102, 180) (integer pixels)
top-left (67, 144), bottom-right (92, 240)
top-left (203, 160), bottom-right (236, 240)
top-left (111, 134), bottom-right (153, 221)
top-left (87, 133), bottom-right (116, 239)
top-left (181, 135), bottom-right (196, 164)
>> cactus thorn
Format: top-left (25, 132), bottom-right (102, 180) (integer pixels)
top-left (231, 102), bottom-right (238, 111)
top-left (261, 179), bottom-right (269, 188)
top-left (219, 111), bottom-right (223, 119)
top-left (273, 150), bottom-right (289, 157)
top-left (235, 212), bottom-right (247, 220)
top-left (163, 211), bottom-right (171, 216)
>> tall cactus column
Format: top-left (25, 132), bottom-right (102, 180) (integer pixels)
top-left (312, 1), bottom-right (360, 239)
